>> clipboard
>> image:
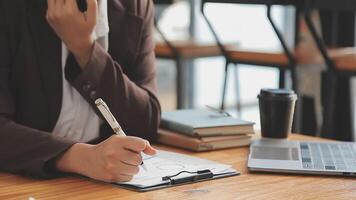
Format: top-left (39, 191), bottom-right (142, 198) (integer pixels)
top-left (115, 170), bottom-right (239, 192)
top-left (112, 151), bottom-right (240, 192)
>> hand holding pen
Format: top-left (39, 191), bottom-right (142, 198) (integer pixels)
top-left (55, 119), bottom-right (156, 183)
top-left (95, 99), bottom-right (156, 171)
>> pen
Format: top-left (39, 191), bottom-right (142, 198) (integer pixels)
top-left (95, 98), bottom-right (147, 171)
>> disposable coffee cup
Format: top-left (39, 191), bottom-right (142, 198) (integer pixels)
top-left (258, 89), bottom-right (298, 139)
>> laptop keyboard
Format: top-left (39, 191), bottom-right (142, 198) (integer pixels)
top-left (300, 142), bottom-right (356, 171)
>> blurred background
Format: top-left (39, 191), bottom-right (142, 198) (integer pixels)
top-left (154, 0), bottom-right (356, 141)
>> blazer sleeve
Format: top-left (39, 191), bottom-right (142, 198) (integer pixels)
top-left (65, 0), bottom-right (161, 142)
top-left (0, 3), bottom-right (76, 177)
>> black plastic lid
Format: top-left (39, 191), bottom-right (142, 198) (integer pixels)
top-left (258, 88), bottom-right (297, 101)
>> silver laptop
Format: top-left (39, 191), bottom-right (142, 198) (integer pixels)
top-left (248, 139), bottom-right (356, 176)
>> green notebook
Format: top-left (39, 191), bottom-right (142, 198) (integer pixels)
top-left (161, 109), bottom-right (255, 137)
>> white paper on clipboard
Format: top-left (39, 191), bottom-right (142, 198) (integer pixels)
top-left (117, 150), bottom-right (237, 188)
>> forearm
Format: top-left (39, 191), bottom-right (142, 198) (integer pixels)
top-left (54, 135), bottom-right (157, 183)
top-left (65, 43), bottom-right (161, 141)
top-left (71, 38), bottom-right (95, 69)
top-left (115, 75), bottom-right (161, 139)
top-left (46, 0), bottom-right (97, 69)
top-left (55, 143), bottom-right (93, 174)
top-left (0, 117), bottom-right (76, 177)
top-left (94, 64), bottom-right (160, 140)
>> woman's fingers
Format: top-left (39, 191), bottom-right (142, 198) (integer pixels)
top-left (143, 140), bottom-right (157, 156)
top-left (117, 174), bottom-right (134, 182)
top-left (118, 162), bottom-right (140, 176)
top-left (47, 0), bottom-right (65, 20)
top-left (120, 150), bottom-right (143, 166)
top-left (55, 0), bottom-right (65, 9)
top-left (86, 0), bottom-right (97, 23)
top-left (47, 0), bottom-right (56, 11)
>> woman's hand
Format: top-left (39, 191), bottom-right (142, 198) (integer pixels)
top-left (55, 136), bottom-right (157, 182)
top-left (46, 0), bottom-right (97, 68)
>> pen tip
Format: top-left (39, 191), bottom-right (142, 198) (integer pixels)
top-left (141, 162), bottom-right (148, 171)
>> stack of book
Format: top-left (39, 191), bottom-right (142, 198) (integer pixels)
top-left (158, 109), bottom-right (255, 152)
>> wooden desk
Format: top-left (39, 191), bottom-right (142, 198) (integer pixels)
top-left (1, 134), bottom-right (356, 200)
top-left (225, 47), bottom-right (290, 67)
top-left (155, 40), bottom-right (238, 59)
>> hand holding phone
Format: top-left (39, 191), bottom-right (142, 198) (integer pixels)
top-left (46, 0), bottom-right (97, 67)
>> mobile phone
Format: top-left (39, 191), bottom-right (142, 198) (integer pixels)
top-left (77, 0), bottom-right (87, 12)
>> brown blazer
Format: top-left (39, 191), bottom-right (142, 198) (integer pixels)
top-left (0, 0), bottom-right (161, 177)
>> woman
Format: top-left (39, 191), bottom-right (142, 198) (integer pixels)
top-left (0, 0), bottom-right (161, 183)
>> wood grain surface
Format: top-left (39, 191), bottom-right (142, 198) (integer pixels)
top-left (1, 134), bottom-right (356, 200)
top-left (226, 47), bottom-right (289, 66)
top-left (155, 40), bottom-right (238, 58)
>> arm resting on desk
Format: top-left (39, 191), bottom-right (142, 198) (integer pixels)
top-left (0, 117), bottom-right (76, 177)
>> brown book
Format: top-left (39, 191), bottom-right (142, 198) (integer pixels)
top-left (157, 129), bottom-right (251, 152)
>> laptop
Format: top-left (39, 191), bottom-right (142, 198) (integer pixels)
top-left (248, 138), bottom-right (356, 176)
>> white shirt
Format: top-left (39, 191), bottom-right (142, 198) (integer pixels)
top-left (52, 0), bottom-right (109, 142)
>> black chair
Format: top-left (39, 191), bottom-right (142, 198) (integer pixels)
top-left (302, 1), bottom-right (356, 139)
top-left (200, 0), bottom-right (299, 113)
